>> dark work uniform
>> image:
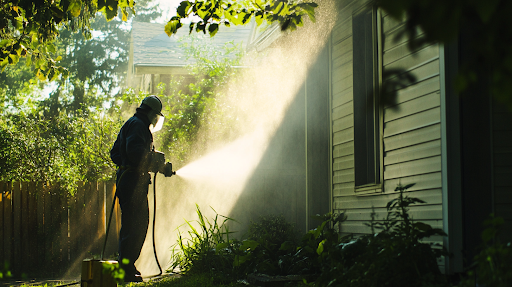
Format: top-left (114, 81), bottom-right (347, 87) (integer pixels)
top-left (110, 110), bottom-right (153, 277)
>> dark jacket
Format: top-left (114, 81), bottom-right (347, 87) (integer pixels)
top-left (110, 111), bottom-right (153, 172)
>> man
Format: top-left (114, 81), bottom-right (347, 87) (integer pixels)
top-left (110, 95), bottom-right (164, 282)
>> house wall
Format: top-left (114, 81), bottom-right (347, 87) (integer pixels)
top-left (331, 0), bottom-right (443, 248)
top-left (227, 45), bottom-right (331, 235)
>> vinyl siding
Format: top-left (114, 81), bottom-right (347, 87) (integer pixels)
top-left (330, 0), bottom-right (443, 253)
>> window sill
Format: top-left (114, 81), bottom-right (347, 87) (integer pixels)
top-left (354, 183), bottom-right (383, 196)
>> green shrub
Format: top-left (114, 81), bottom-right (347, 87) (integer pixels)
top-left (458, 214), bottom-right (512, 287)
top-left (170, 185), bottom-right (450, 286)
top-left (309, 184), bottom-right (449, 287)
top-left (244, 214), bottom-right (300, 275)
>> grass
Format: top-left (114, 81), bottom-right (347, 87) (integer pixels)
top-left (135, 274), bottom-right (248, 287)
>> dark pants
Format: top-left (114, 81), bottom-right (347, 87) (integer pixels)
top-left (116, 169), bottom-right (150, 276)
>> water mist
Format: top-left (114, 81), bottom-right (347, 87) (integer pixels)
top-left (136, 1), bottom-right (337, 276)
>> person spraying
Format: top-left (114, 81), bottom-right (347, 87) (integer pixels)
top-left (109, 95), bottom-right (168, 282)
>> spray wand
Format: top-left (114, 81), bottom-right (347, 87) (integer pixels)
top-left (101, 150), bottom-right (175, 278)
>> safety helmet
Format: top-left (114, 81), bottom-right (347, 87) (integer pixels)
top-left (140, 95), bottom-right (165, 133)
top-left (140, 95), bottom-right (164, 117)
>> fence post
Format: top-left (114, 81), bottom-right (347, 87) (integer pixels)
top-left (0, 182), bottom-right (4, 269)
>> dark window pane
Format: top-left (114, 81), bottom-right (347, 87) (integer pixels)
top-left (353, 10), bottom-right (377, 186)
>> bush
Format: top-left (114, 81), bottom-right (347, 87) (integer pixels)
top-left (458, 214), bottom-right (512, 287)
top-left (244, 214), bottom-right (300, 276)
top-left (170, 185), bottom-right (450, 286)
top-left (307, 184), bottom-right (449, 287)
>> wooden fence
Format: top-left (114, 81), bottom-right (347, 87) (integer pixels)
top-left (0, 181), bottom-right (120, 278)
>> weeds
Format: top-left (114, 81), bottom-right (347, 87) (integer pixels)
top-left (168, 204), bottom-right (244, 280)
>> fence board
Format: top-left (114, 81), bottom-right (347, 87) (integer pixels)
top-left (27, 182), bottom-right (38, 272)
top-left (104, 182), bottom-right (118, 259)
top-left (0, 181), bottom-right (115, 277)
top-left (97, 183), bottom-right (106, 256)
top-left (114, 183), bottom-right (121, 248)
top-left (91, 182), bottom-right (101, 255)
top-left (36, 182), bottom-right (45, 271)
top-left (59, 190), bottom-right (68, 269)
top-left (44, 185), bottom-right (53, 270)
top-left (12, 182), bottom-right (21, 276)
top-left (78, 182), bottom-right (86, 259)
top-left (21, 183), bottom-right (29, 274)
top-left (68, 184), bottom-right (77, 265)
top-left (84, 182), bottom-right (94, 256)
top-left (3, 183), bottom-right (12, 270)
top-left (0, 182), bottom-right (4, 266)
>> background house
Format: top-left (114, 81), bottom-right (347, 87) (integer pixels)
top-left (126, 22), bottom-right (252, 93)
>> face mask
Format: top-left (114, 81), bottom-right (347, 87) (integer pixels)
top-left (150, 115), bottom-right (164, 133)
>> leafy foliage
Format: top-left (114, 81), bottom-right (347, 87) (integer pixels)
top-left (170, 186), bottom-right (451, 286)
top-left (0, 262), bottom-right (12, 280)
top-left (169, 207), bottom-right (303, 281)
top-left (166, 0), bottom-right (318, 37)
top-left (259, 184), bottom-right (447, 286)
top-left (0, 109), bottom-right (122, 194)
top-left (0, 0), bottom-right (136, 80)
top-left (242, 214), bottom-right (299, 276)
top-left (0, 1), bottom-right (161, 194)
top-left (168, 204), bottom-right (247, 282)
top-left (308, 184), bottom-right (448, 287)
top-left (150, 35), bottom-right (245, 166)
top-left (102, 260), bottom-right (126, 285)
top-left (458, 214), bottom-right (512, 287)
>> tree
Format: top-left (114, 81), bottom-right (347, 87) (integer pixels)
top-left (164, 0), bottom-right (318, 37)
top-left (0, 0), bottom-right (162, 193)
top-left (167, 0), bottom-right (512, 109)
top-left (0, 0), bottom-right (134, 80)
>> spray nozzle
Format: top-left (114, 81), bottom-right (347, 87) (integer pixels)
top-left (151, 150), bottom-right (176, 177)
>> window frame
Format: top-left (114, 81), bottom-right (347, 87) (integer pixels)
top-left (352, 7), bottom-right (383, 194)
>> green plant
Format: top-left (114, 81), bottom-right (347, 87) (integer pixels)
top-left (283, 212), bottom-right (348, 277)
top-left (102, 259), bottom-right (126, 285)
top-left (313, 184), bottom-right (448, 287)
top-left (238, 214), bottom-right (300, 276)
top-left (0, 261), bottom-right (12, 280)
top-left (152, 35), bottom-right (245, 168)
top-left (458, 214), bottom-right (512, 287)
top-left (169, 205), bottom-right (244, 280)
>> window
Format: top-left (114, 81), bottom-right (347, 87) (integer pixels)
top-left (352, 8), bottom-right (382, 188)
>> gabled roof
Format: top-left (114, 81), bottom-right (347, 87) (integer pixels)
top-left (131, 22), bottom-right (252, 68)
